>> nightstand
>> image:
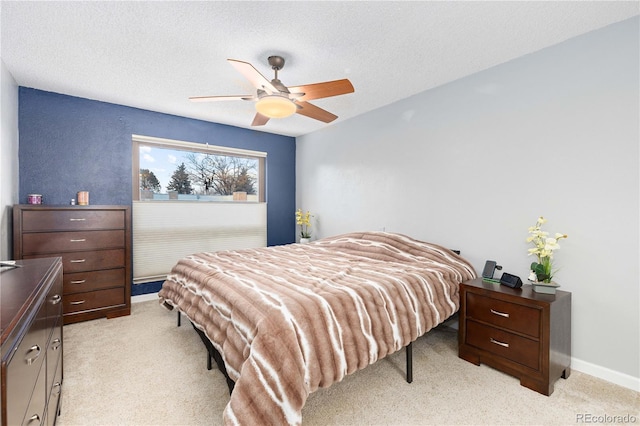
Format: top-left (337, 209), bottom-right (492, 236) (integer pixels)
top-left (458, 277), bottom-right (571, 396)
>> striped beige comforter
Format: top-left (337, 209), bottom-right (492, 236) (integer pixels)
top-left (158, 231), bottom-right (476, 425)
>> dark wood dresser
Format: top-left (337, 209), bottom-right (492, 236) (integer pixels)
top-left (13, 205), bottom-right (132, 324)
top-left (1, 257), bottom-right (63, 426)
top-left (458, 277), bottom-right (571, 396)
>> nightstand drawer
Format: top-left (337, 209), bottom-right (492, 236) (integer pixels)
top-left (466, 320), bottom-right (539, 370)
top-left (22, 230), bottom-right (125, 254)
top-left (467, 292), bottom-right (540, 338)
top-left (21, 209), bottom-right (125, 231)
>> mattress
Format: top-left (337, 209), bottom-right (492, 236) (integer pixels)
top-left (158, 231), bottom-right (476, 425)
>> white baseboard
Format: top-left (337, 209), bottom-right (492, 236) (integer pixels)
top-left (132, 292), bottom-right (159, 303)
top-left (571, 357), bottom-right (640, 392)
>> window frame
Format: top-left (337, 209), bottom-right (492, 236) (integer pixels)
top-left (132, 134), bottom-right (266, 202)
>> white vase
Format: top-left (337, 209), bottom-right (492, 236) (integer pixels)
top-left (300, 238), bottom-right (311, 244)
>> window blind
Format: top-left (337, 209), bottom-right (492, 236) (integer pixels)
top-left (132, 201), bottom-right (267, 284)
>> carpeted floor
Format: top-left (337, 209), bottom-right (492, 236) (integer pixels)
top-left (57, 300), bottom-right (639, 425)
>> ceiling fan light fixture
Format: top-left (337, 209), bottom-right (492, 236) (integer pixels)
top-left (255, 95), bottom-right (296, 118)
top-left (191, 56), bottom-right (354, 126)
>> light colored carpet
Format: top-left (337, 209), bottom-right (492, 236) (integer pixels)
top-left (57, 300), bottom-right (639, 425)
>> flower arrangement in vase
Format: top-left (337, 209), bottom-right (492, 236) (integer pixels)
top-left (526, 216), bottom-right (568, 293)
top-left (295, 209), bottom-right (313, 243)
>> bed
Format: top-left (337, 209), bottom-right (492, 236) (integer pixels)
top-left (158, 231), bottom-right (476, 425)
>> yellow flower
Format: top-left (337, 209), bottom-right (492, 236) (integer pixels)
top-left (295, 208), bottom-right (313, 238)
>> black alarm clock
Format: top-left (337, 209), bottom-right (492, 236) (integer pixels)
top-left (499, 272), bottom-right (523, 289)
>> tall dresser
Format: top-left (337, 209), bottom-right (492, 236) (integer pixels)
top-left (1, 257), bottom-right (63, 426)
top-left (13, 205), bottom-right (132, 324)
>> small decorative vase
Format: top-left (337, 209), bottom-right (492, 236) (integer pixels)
top-left (300, 238), bottom-right (311, 244)
top-left (530, 281), bottom-right (560, 294)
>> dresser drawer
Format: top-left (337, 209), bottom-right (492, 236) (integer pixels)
top-left (466, 292), bottom-right (541, 338)
top-left (64, 268), bottom-right (125, 295)
top-left (5, 304), bottom-right (48, 426)
top-left (21, 209), bottom-right (125, 232)
top-left (46, 359), bottom-right (63, 426)
top-left (46, 318), bottom-right (62, 394)
top-left (22, 230), bottom-right (125, 255)
top-left (20, 361), bottom-right (47, 426)
top-left (45, 272), bottom-right (64, 331)
top-left (466, 320), bottom-right (539, 371)
top-left (63, 288), bottom-right (125, 314)
top-left (26, 249), bottom-right (125, 273)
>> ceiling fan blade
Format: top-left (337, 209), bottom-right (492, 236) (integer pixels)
top-left (288, 79), bottom-right (354, 102)
top-left (251, 112), bottom-right (270, 126)
top-left (228, 59), bottom-right (279, 94)
top-left (295, 101), bottom-right (338, 123)
top-left (189, 95), bottom-right (254, 102)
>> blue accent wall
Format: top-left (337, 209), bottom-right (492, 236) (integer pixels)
top-left (18, 88), bottom-right (296, 249)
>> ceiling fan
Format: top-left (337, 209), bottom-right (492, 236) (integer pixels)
top-left (189, 55), bottom-right (354, 126)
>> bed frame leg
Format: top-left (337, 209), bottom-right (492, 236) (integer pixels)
top-left (177, 311), bottom-right (181, 327)
top-left (406, 342), bottom-right (413, 383)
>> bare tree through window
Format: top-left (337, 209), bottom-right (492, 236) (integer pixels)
top-left (185, 153), bottom-right (256, 195)
top-left (133, 137), bottom-right (263, 202)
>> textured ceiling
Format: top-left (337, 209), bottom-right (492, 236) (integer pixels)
top-left (2, 1), bottom-right (638, 137)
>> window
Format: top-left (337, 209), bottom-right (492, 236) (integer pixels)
top-left (131, 135), bottom-right (267, 284)
top-left (132, 135), bottom-right (265, 202)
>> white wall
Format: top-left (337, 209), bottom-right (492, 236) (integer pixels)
top-left (0, 59), bottom-right (19, 260)
top-left (297, 17), bottom-right (639, 390)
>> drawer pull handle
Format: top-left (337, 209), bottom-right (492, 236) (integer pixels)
top-left (51, 294), bottom-right (62, 304)
top-left (70, 259), bottom-right (86, 263)
top-left (26, 414), bottom-right (41, 424)
top-left (70, 279), bottom-right (86, 284)
top-left (25, 345), bottom-right (41, 365)
top-left (70, 300), bottom-right (86, 305)
top-left (490, 309), bottom-right (509, 318)
top-left (69, 218), bottom-right (86, 221)
top-left (52, 338), bottom-right (62, 350)
top-left (490, 338), bottom-right (509, 348)
top-left (70, 238), bottom-right (87, 242)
